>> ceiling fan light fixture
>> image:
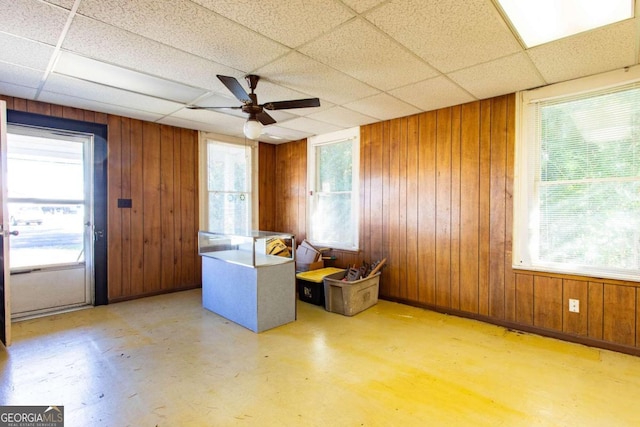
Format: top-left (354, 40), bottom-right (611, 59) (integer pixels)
top-left (243, 117), bottom-right (263, 140)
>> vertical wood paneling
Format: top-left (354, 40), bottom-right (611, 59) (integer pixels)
top-left (637, 291), bottom-right (640, 348)
top-left (388, 119), bottom-right (401, 297)
top-left (459, 102), bottom-right (480, 313)
top-left (107, 115), bottom-right (123, 299)
top-left (588, 281), bottom-right (604, 340)
top-left (296, 141), bottom-right (307, 241)
top-left (381, 123), bottom-right (391, 295)
top-left (62, 106), bottom-right (84, 121)
top-left (120, 118), bottom-right (133, 297)
top-left (406, 116), bottom-right (419, 301)
top-left (478, 100), bottom-right (491, 316)
top-left (398, 118), bottom-right (408, 299)
top-left (289, 142), bottom-right (300, 239)
top-left (418, 112), bottom-right (436, 305)
top-left (515, 274), bottom-right (534, 325)
top-left (450, 106), bottom-right (462, 310)
top-left (370, 123), bottom-right (385, 263)
top-left (142, 122), bottom-right (162, 294)
top-left (160, 125), bottom-right (175, 291)
top-left (563, 279), bottom-right (588, 336)
top-left (603, 284), bottom-right (636, 347)
top-left (489, 96), bottom-right (507, 319)
top-left (534, 276), bottom-right (562, 331)
top-left (361, 125), bottom-right (371, 259)
top-left (504, 94), bottom-right (516, 322)
top-left (172, 128), bottom-right (184, 288)
top-left (26, 100), bottom-right (51, 116)
top-left (258, 142), bottom-right (276, 231)
top-left (180, 127), bottom-right (198, 287)
top-left (436, 108), bottom-right (452, 308)
top-left (130, 120), bottom-right (145, 296)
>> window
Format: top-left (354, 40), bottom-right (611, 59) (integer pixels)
top-left (307, 127), bottom-right (359, 251)
top-left (514, 69), bottom-right (640, 281)
top-left (201, 137), bottom-right (255, 234)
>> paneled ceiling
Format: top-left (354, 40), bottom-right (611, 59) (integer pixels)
top-left (1, 0), bottom-right (638, 143)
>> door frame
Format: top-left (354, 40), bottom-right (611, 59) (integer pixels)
top-left (7, 110), bottom-right (108, 306)
top-left (1, 100), bottom-right (10, 347)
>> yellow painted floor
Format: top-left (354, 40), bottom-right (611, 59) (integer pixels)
top-left (2, 289), bottom-right (640, 426)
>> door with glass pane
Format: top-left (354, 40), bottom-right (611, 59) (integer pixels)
top-left (0, 101), bottom-right (10, 346)
top-left (7, 125), bottom-right (93, 318)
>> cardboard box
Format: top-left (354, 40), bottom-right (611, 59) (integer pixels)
top-left (296, 260), bottom-right (325, 272)
top-left (295, 240), bottom-right (323, 272)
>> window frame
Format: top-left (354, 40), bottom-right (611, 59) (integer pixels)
top-left (198, 133), bottom-right (258, 233)
top-left (514, 65), bottom-right (640, 282)
top-left (306, 127), bottom-right (360, 251)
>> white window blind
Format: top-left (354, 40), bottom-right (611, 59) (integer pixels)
top-left (515, 81), bottom-right (640, 281)
top-left (307, 127), bottom-right (360, 251)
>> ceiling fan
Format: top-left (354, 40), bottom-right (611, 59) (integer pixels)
top-left (187, 74), bottom-right (321, 139)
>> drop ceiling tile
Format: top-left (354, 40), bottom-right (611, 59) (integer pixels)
top-left (53, 52), bottom-right (208, 104)
top-left (76, 0), bottom-right (290, 71)
top-left (277, 116), bottom-right (344, 135)
top-left (0, 62), bottom-right (44, 89)
top-left (528, 20), bottom-right (638, 84)
top-left (0, 33), bottom-right (54, 71)
top-left (341, 0), bottom-right (388, 14)
top-left (343, 92), bottom-right (420, 121)
top-left (366, 0), bottom-right (521, 73)
top-left (43, 74), bottom-right (185, 115)
top-left (307, 106), bottom-right (378, 128)
top-left (166, 108), bottom-right (248, 135)
top-left (390, 76), bottom-right (475, 112)
top-left (63, 15), bottom-right (241, 93)
top-left (300, 18), bottom-right (437, 91)
top-left (261, 125), bottom-right (313, 142)
top-left (255, 52), bottom-right (379, 104)
top-left (449, 53), bottom-right (546, 100)
top-left (38, 91), bottom-right (165, 122)
top-left (193, 0), bottom-right (354, 48)
top-left (0, 0), bottom-right (69, 45)
top-left (0, 82), bottom-right (38, 100)
top-left (43, 0), bottom-right (76, 9)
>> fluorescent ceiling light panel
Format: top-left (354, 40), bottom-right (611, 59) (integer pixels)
top-left (496, 0), bottom-right (634, 47)
top-left (54, 52), bottom-right (207, 103)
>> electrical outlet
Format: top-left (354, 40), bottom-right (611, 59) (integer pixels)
top-left (569, 299), bottom-right (580, 313)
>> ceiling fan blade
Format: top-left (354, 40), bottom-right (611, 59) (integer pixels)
top-left (186, 105), bottom-right (242, 110)
top-left (263, 98), bottom-right (320, 110)
top-left (256, 111), bottom-right (277, 126)
top-left (217, 75), bottom-right (251, 103)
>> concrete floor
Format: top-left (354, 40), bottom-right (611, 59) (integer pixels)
top-left (1, 289), bottom-right (640, 426)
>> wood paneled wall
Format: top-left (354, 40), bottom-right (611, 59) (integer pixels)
top-left (0, 95), bottom-right (201, 302)
top-left (107, 116), bottom-right (200, 301)
top-left (261, 93), bottom-right (640, 355)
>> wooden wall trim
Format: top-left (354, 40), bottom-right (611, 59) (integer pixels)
top-left (383, 294), bottom-right (640, 357)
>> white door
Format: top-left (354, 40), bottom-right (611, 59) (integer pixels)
top-left (0, 100), bottom-right (11, 346)
top-left (7, 124), bottom-right (94, 319)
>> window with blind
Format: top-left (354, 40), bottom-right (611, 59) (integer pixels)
top-left (515, 76), bottom-right (640, 281)
top-left (307, 127), bottom-right (360, 251)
